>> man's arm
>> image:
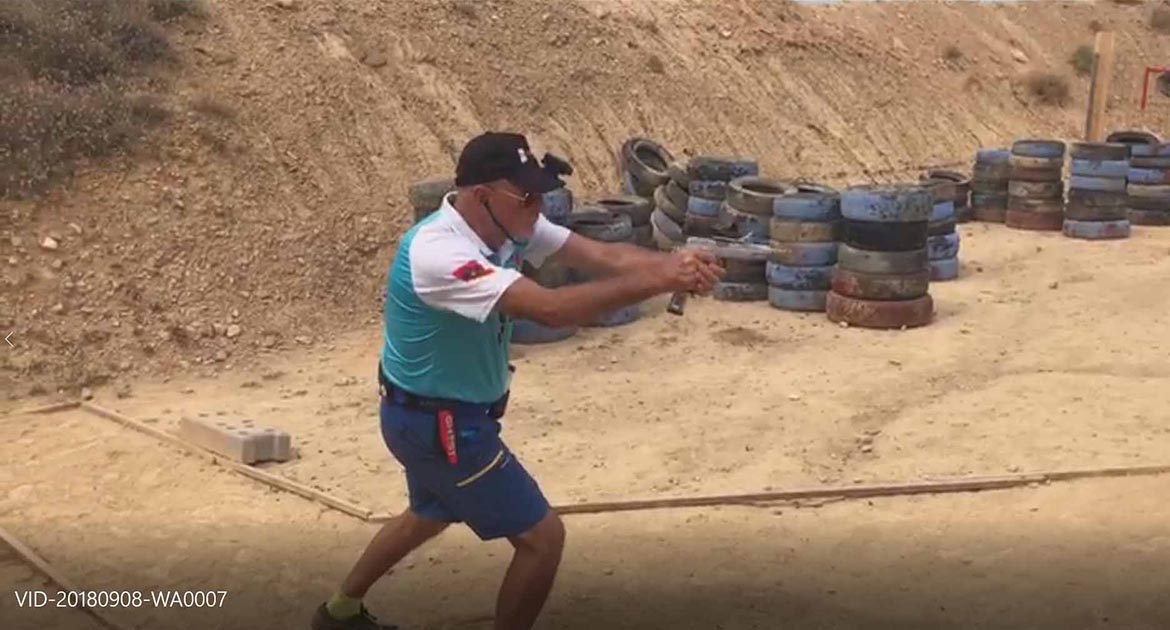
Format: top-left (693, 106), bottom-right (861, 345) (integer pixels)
top-left (549, 232), bottom-right (669, 278)
top-left (498, 248), bottom-right (724, 328)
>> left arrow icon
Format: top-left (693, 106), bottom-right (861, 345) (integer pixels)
top-left (4, 331), bottom-right (13, 347)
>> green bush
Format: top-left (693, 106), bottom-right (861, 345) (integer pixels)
top-left (1070, 45), bottom-right (1095, 77)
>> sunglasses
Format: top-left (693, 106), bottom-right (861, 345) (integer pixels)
top-left (489, 185), bottom-right (540, 207)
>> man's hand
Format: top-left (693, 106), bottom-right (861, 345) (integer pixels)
top-left (655, 249), bottom-right (724, 295)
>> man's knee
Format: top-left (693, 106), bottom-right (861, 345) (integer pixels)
top-left (510, 510), bottom-right (565, 558)
top-left (401, 509), bottom-right (450, 540)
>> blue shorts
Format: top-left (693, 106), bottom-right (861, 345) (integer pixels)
top-left (378, 398), bottom-right (549, 540)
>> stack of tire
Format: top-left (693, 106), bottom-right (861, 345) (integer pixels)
top-left (923, 179), bottom-right (961, 281)
top-left (1005, 139), bottom-right (1066, 232)
top-left (407, 177), bottom-right (456, 224)
top-left (724, 176), bottom-right (794, 244)
top-left (566, 209), bottom-right (641, 327)
top-left (687, 237), bottom-right (773, 303)
top-left (511, 188), bottom-right (577, 344)
top-left (1063, 142), bottom-right (1131, 240)
top-left (651, 161), bottom-right (689, 251)
top-left (922, 170), bottom-right (973, 223)
top-left (766, 184), bottom-right (841, 312)
top-left (683, 156), bottom-right (760, 239)
top-left (619, 137), bottom-right (674, 200)
top-left (618, 137), bottom-right (674, 247)
top-left (827, 185), bottom-right (934, 329)
top-left (970, 149), bottom-right (1011, 223)
top-left (593, 195), bottom-right (654, 248)
top-left (1126, 143), bottom-right (1170, 227)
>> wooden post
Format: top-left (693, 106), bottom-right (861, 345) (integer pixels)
top-left (1085, 31), bottom-right (1116, 142)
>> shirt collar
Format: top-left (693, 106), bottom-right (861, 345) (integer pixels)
top-left (438, 192), bottom-right (517, 261)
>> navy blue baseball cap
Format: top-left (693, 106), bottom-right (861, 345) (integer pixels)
top-left (455, 132), bottom-right (567, 194)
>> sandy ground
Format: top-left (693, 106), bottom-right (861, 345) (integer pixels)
top-left (3, 222), bottom-right (1170, 629)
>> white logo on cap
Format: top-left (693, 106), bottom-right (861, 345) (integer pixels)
top-left (517, 148), bottom-right (528, 164)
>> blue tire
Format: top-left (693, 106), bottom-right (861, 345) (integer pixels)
top-left (542, 188), bottom-right (573, 224)
top-left (770, 241), bottom-right (839, 266)
top-left (1127, 168), bottom-right (1170, 185)
top-left (1012, 139), bottom-right (1066, 159)
top-left (688, 180), bottom-right (729, 200)
top-left (767, 287), bottom-right (828, 312)
top-left (1069, 175), bottom-right (1128, 193)
top-left (931, 201), bottom-right (956, 222)
top-left (588, 304), bottom-right (641, 327)
top-left (686, 195), bottom-right (722, 217)
top-left (511, 320), bottom-right (579, 344)
top-left (1062, 219), bottom-right (1131, 240)
top-left (1131, 144), bottom-right (1170, 158)
top-left (929, 257), bottom-right (960, 282)
top-left (976, 148), bottom-right (1011, 164)
top-left (712, 282), bottom-right (768, 302)
top-left (927, 233), bottom-right (960, 260)
top-left (773, 193), bottom-right (840, 221)
top-left (1070, 159), bottom-right (1129, 179)
top-left (840, 185), bottom-right (933, 223)
top-left (765, 261), bottom-right (833, 291)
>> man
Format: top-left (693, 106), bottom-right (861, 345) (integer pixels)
top-left (312, 132), bottom-right (724, 630)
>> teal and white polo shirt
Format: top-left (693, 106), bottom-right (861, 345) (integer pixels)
top-left (381, 193), bottom-right (570, 404)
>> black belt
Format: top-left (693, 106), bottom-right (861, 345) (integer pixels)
top-left (377, 364), bottom-right (509, 419)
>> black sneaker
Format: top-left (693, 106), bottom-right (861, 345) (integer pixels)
top-left (311, 603), bottom-right (399, 630)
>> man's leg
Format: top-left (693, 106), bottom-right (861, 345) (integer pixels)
top-left (494, 511), bottom-right (566, 630)
top-left (340, 509), bottom-right (449, 598)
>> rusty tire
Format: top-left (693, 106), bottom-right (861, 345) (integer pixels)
top-left (727, 176), bottom-right (795, 217)
top-left (1008, 196), bottom-right (1063, 214)
top-left (826, 292), bottom-right (934, 329)
top-left (1005, 210), bottom-right (1064, 231)
top-left (831, 268), bottom-right (930, 301)
top-left (974, 206), bottom-right (1007, 223)
top-left (770, 218), bottom-right (840, 243)
top-left (1069, 142), bottom-right (1130, 161)
top-left (1008, 180), bottom-right (1063, 199)
top-left (1009, 165), bottom-right (1063, 183)
top-left (1128, 209), bottom-right (1170, 226)
top-left (836, 243), bottom-right (928, 274)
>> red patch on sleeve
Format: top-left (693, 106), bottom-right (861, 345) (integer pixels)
top-left (452, 260), bottom-right (494, 282)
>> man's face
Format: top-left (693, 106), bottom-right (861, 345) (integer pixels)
top-left (483, 180), bottom-right (544, 241)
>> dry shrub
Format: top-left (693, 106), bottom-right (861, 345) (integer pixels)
top-left (1070, 45), bottom-right (1095, 77)
top-left (1025, 71), bottom-right (1072, 107)
top-left (0, 0), bottom-right (201, 198)
top-left (943, 45), bottom-right (963, 62)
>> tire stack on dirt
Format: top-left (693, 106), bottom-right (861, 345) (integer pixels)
top-left (688, 237), bottom-right (772, 303)
top-left (684, 156), bottom-right (760, 239)
top-left (922, 170), bottom-right (973, 223)
top-left (1126, 143), bottom-right (1170, 227)
top-left (407, 177), bottom-right (456, 224)
top-left (827, 185), bottom-right (934, 329)
top-left (651, 161), bottom-right (690, 251)
top-left (970, 149), bottom-right (1011, 223)
top-left (1063, 142), bottom-right (1131, 240)
top-left (924, 181), bottom-right (961, 281)
top-left (511, 187), bottom-right (578, 344)
top-left (618, 138), bottom-right (674, 248)
top-left (566, 209), bottom-right (641, 326)
top-left (724, 176), bottom-right (794, 244)
top-left (1005, 139), bottom-right (1066, 232)
top-left (593, 195), bottom-right (655, 248)
top-left (765, 184), bottom-right (841, 312)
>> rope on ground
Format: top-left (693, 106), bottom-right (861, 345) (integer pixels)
top-left (0, 524), bottom-right (132, 630)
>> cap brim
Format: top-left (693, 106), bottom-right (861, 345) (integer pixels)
top-left (509, 163), bottom-right (564, 195)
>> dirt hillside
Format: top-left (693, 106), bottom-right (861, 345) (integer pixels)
top-left (2, 0), bottom-right (1169, 400)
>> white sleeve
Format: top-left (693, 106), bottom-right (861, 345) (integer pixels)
top-left (523, 214), bottom-right (571, 268)
top-left (409, 233), bottom-right (523, 323)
